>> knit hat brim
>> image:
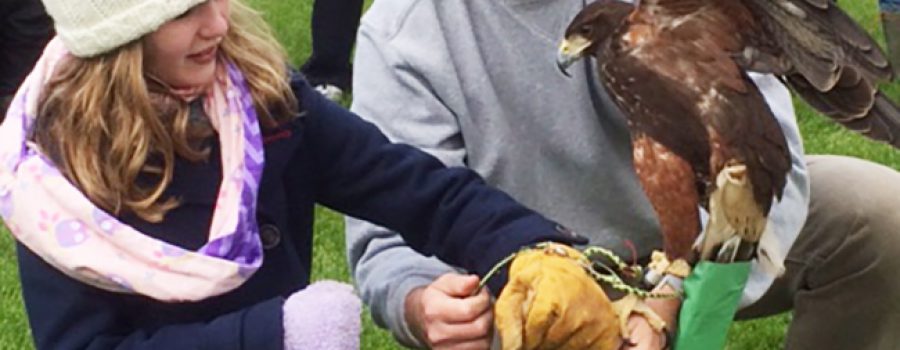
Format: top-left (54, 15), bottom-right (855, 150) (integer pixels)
top-left (45, 0), bottom-right (207, 57)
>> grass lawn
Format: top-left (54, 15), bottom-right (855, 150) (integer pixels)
top-left (1, 0), bottom-right (898, 349)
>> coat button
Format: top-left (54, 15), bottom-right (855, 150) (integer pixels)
top-left (259, 224), bottom-right (281, 249)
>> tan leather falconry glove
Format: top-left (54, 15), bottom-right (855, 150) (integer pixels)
top-left (494, 243), bottom-right (621, 350)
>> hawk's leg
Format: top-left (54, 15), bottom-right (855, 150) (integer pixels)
top-left (698, 162), bottom-right (785, 275)
top-left (715, 235), bottom-right (743, 263)
top-left (611, 294), bottom-right (668, 342)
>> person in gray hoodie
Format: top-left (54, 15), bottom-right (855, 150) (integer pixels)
top-left (346, 0), bottom-right (900, 349)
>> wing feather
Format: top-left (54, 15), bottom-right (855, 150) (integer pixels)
top-left (608, 0), bottom-right (791, 209)
top-left (639, 0), bottom-right (707, 16)
top-left (741, 0), bottom-right (899, 148)
top-left (600, 51), bottom-right (789, 212)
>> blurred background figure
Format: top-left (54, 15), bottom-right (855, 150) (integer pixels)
top-left (300, 0), bottom-right (364, 102)
top-left (881, 0), bottom-right (900, 76)
top-left (0, 0), bottom-right (53, 118)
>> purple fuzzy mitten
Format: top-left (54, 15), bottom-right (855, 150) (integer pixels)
top-left (283, 280), bottom-right (362, 350)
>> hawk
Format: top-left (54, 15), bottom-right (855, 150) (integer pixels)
top-left (557, 0), bottom-right (900, 272)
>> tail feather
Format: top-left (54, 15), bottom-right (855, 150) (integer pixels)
top-left (868, 93), bottom-right (900, 146)
top-left (747, 0), bottom-right (900, 150)
top-left (838, 93), bottom-right (900, 147)
top-left (788, 72), bottom-right (900, 148)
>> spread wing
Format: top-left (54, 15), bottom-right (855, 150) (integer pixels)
top-left (639, 0), bottom-right (900, 146)
top-left (740, 0), bottom-right (900, 146)
top-left (743, 0), bottom-right (892, 88)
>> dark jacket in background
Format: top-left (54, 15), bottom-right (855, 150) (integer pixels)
top-left (0, 0), bottom-right (52, 96)
top-left (300, 0), bottom-right (364, 91)
top-left (15, 75), bottom-right (578, 349)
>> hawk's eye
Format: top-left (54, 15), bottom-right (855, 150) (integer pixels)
top-left (580, 24), bottom-right (592, 35)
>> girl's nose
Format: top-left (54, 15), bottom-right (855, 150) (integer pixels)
top-left (197, 0), bottom-right (229, 39)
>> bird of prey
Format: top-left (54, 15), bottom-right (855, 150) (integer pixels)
top-left (556, 0), bottom-right (900, 273)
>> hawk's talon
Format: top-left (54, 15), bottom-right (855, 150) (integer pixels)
top-left (612, 294), bottom-right (640, 337)
top-left (612, 294), bottom-right (669, 344)
top-left (489, 243), bottom-right (679, 346)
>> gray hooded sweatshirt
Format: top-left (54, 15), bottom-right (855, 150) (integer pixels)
top-left (346, 0), bottom-right (810, 346)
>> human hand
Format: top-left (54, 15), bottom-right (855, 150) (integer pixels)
top-left (405, 273), bottom-right (494, 349)
top-left (494, 243), bottom-right (621, 350)
top-left (623, 284), bottom-right (681, 350)
top-left (283, 281), bottom-right (361, 350)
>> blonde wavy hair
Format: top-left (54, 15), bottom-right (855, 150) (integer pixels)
top-left (33, 0), bottom-right (298, 223)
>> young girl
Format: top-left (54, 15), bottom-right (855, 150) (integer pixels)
top-left (0, 0), bottom-right (592, 348)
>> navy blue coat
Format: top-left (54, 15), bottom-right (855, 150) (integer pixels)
top-left (15, 75), bottom-right (582, 349)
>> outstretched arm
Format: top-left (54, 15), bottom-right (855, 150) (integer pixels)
top-left (343, 3), bottom-right (506, 347)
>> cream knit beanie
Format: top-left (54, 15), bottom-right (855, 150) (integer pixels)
top-left (41, 0), bottom-right (207, 57)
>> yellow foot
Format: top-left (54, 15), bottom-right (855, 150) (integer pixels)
top-left (612, 294), bottom-right (639, 337)
top-left (667, 259), bottom-right (691, 278)
top-left (612, 294), bottom-right (668, 338)
top-left (647, 250), bottom-right (692, 280)
top-left (632, 299), bottom-right (667, 332)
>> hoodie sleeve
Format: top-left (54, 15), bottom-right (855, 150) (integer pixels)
top-left (342, 2), bottom-right (467, 346)
top-left (739, 73), bottom-right (811, 307)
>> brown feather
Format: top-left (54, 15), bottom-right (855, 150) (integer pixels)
top-left (742, 0), bottom-right (900, 146)
top-left (566, 0), bottom-right (790, 260)
top-left (632, 135), bottom-right (701, 260)
top-left (563, 0), bottom-right (899, 260)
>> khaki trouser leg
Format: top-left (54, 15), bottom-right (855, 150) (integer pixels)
top-left (737, 155), bottom-right (900, 350)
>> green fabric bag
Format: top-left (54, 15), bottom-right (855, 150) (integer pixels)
top-left (674, 261), bottom-right (751, 350)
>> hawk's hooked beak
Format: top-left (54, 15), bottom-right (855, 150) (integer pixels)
top-left (557, 35), bottom-right (591, 78)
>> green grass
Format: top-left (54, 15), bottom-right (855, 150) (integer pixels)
top-left (0, 229), bottom-right (29, 350)
top-left (722, 1), bottom-right (900, 348)
top-left (1, 0), bottom-right (898, 349)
